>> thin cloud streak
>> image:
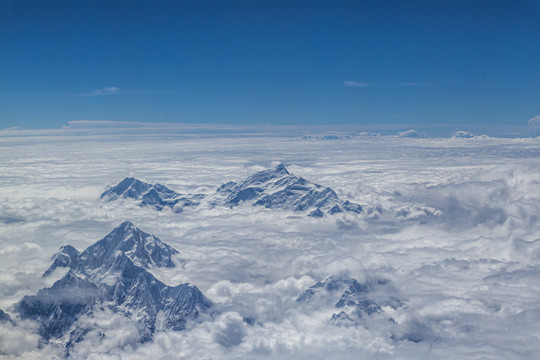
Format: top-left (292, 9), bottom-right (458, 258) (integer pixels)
top-left (343, 81), bottom-right (431, 88)
top-left (69, 88), bottom-right (176, 98)
top-left (88, 86), bottom-right (119, 96)
top-left (343, 80), bottom-right (371, 87)
top-left (76, 86), bottom-right (120, 97)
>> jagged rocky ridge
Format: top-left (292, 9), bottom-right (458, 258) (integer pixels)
top-left (102, 164), bottom-right (362, 216)
top-left (0, 308), bottom-right (13, 325)
top-left (216, 163), bottom-right (362, 216)
top-left (100, 177), bottom-right (204, 212)
top-left (296, 275), bottom-right (405, 328)
top-left (16, 221), bottom-right (212, 344)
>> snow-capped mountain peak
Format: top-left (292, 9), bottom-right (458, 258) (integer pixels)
top-left (18, 222), bottom-right (212, 347)
top-left (16, 270), bottom-right (103, 340)
top-left (273, 162), bottom-right (290, 175)
top-left (101, 177), bottom-right (152, 201)
top-left (44, 222), bottom-right (179, 277)
top-left (100, 164), bottom-right (363, 217)
top-left (78, 220), bottom-right (178, 271)
top-left (297, 275), bottom-right (405, 329)
top-left (101, 178), bottom-right (205, 211)
top-left (43, 245), bottom-right (80, 277)
top-left (220, 163), bottom-right (363, 215)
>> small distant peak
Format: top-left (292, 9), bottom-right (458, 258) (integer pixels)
top-left (0, 309), bottom-right (13, 325)
top-left (118, 177), bottom-right (138, 185)
top-left (308, 208), bottom-right (324, 218)
top-left (273, 163), bottom-right (289, 175)
top-left (59, 244), bottom-right (79, 255)
top-left (118, 220), bottom-right (135, 228)
top-left (114, 221), bottom-right (138, 233)
top-left (54, 269), bottom-right (85, 287)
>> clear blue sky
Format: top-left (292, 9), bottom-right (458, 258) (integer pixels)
top-left (1, 0), bottom-right (539, 130)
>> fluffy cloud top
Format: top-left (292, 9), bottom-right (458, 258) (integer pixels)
top-left (528, 115), bottom-right (540, 129)
top-left (397, 129), bottom-right (418, 137)
top-left (1, 129), bottom-right (540, 359)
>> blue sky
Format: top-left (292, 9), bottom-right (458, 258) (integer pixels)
top-left (1, 0), bottom-right (539, 132)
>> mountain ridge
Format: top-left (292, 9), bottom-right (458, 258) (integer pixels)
top-left (102, 164), bottom-right (363, 216)
top-left (17, 222), bottom-right (212, 348)
top-left (101, 177), bottom-right (204, 212)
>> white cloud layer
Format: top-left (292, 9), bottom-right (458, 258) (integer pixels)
top-left (1, 129), bottom-right (540, 358)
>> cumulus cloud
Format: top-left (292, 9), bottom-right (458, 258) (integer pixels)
top-left (527, 115), bottom-right (540, 129)
top-left (452, 130), bottom-right (475, 138)
top-left (1, 128), bottom-right (540, 358)
top-left (397, 129), bottom-right (418, 137)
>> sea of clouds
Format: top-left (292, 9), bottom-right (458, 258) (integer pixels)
top-left (1, 125), bottom-right (540, 359)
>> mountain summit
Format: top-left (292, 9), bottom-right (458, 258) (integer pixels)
top-left (216, 163), bottom-right (363, 216)
top-left (44, 221), bottom-right (178, 276)
top-left (18, 222), bottom-right (211, 347)
top-left (101, 164), bottom-right (362, 217)
top-left (101, 177), bottom-right (204, 212)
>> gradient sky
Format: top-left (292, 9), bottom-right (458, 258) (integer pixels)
top-left (1, 0), bottom-right (539, 130)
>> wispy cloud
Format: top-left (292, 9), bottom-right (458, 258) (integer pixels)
top-left (398, 82), bottom-right (427, 87)
top-left (90, 86), bottom-right (119, 96)
top-left (343, 81), bottom-right (430, 88)
top-left (77, 87), bottom-right (120, 97)
top-left (343, 80), bottom-right (371, 87)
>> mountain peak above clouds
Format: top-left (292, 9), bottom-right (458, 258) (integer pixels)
top-left (19, 222), bottom-right (211, 347)
top-left (44, 221), bottom-right (179, 277)
top-left (78, 220), bottom-right (179, 270)
top-left (219, 163), bottom-right (363, 216)
top-left (297, 275), bottom-right (404, 322)
top-left (273, 162), bottom-right (290, 175)
top-left (0, 309), bottom-right (14, 325)
top-left (43, 244), bottom-right (80, 277)
top-left (17, 270), bottom-right (103, 340)
top-left (101, 177), bottom-right (204, 212)
top-left (100, 163), bottom-right (363, 217)
top-left (100, 177), bottom-right (151, 200)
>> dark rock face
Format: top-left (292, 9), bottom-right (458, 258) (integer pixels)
top-left (297, 275), bottom-right (403, 326)
top-left (0, 309), bottom-right (14, 325)
top-left (18, 222), bottom-right (212, 345)
top-left (296, 275), bottom-right (369, 305)
top-left (102, 252), bottom-right (211, 340)
top-left (43, 245), bottom-right (80, 277)
top-left (101, 177), bottom-right (204, 211)
top-left (17, 271), bottom-right (103, 340)
top-left (220, 164), bottom-right (362, 216)
top-left (308, 208), bottom-right (324, 218)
